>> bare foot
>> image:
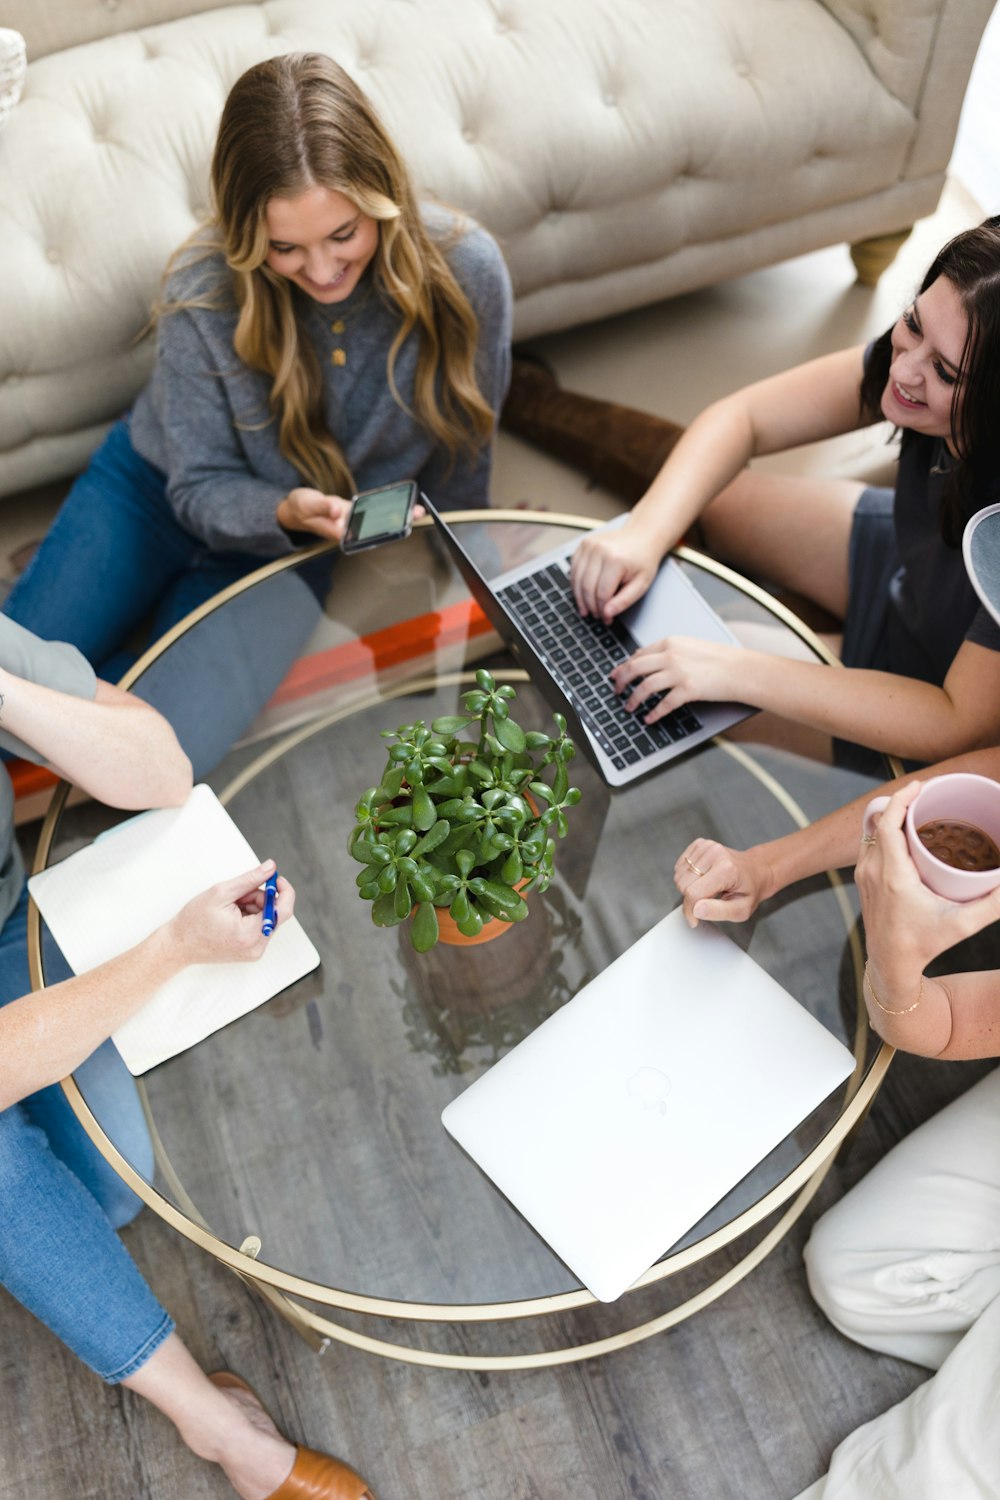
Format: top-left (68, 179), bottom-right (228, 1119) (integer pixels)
top-left (212, 1381), bottom-right (297, 1500)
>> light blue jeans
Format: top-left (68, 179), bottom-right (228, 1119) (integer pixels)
top-left (3, 417), bottom-right (330, 778)
top-left (0, 886), bottom-right (174, 1380)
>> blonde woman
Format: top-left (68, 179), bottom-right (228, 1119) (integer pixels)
top-left (4, 53), bottom-right (511, 754)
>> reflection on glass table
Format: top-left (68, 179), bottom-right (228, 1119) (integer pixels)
top-left (31, 513), bottom-right (895, 1368)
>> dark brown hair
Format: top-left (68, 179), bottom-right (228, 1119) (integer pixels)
top-left (859, 216), bottom-right (1000, 546)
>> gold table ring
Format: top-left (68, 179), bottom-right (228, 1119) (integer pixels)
top-left (684, 854), bottom-right (705, 876)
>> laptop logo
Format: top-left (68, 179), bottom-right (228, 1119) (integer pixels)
top-left (626, 1066), bottom-right (672, 1116)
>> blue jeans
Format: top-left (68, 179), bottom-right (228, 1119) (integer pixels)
top-left (0, 887), bottom-right (173, 1381)
top-left (4, 418), bottom-right (331, 777)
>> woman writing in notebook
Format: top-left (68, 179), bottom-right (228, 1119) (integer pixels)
top-left (506, 218), bottom-right (1000, 766)
top-left (3, 52), bottom-right (511, 766)
top-left (0, 616), bottom-right (375, 1498)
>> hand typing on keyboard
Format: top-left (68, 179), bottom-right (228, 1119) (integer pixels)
top-left (569, 522), bottom-right (662, 623)
top-left (610, 635), bottom-right (745, 725)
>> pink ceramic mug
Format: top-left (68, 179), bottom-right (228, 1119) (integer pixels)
top-left (863, 773), bottom-right (1000, 902)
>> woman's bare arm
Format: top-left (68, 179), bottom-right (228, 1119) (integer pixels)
top-left (0, 672), bottom-right (192, 809)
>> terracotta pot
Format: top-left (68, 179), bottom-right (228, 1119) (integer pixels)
top-left (433, 877), bottom-right (531, 947)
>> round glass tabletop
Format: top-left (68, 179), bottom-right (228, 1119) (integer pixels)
top-left (33, 513), bottom-right (893, 1365)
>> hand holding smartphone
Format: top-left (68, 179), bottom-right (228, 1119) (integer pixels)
top-left (340, 479), bottom-right (420, 554)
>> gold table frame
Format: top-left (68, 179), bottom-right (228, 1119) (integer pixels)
top-left (29, 512), bottom-right (895, 1369)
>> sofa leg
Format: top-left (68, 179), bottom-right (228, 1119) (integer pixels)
top-left (849, 228), bottom-right (912, 286)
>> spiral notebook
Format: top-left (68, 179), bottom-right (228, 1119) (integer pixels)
top-left (27, 784), bottom-right (320, 1074)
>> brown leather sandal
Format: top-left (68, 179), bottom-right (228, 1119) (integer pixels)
top-left (208, 1372), bottom-right (377, 1500)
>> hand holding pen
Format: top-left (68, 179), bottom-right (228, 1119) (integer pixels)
top-left (170, 860), bottom-right (294, 966)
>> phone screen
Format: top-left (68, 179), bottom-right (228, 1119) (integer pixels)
top-left (343, 481), bottom-right (416, 550)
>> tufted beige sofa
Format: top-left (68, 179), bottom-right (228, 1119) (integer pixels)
top-left (0, 0), bottom-right (992, 501)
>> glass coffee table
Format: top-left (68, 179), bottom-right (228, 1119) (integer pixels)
top-left (30, 512), bottom-right (894, 1369)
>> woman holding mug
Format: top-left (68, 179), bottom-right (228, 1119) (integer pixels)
top-left (672, 505), bottom-right (1000, 1498)
top-left (3, 52), bottom-right (511, 766)
top-left (782, 778), bottom-right (1000, 1499)
top-left (507, 219), bottom-right (1000, 768)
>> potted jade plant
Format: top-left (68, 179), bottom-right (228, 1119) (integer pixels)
top-left (349, 669), bottom-right (581, 951)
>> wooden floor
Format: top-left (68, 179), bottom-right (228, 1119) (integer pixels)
top-left (1, 1034), bottom-right (991, 1500)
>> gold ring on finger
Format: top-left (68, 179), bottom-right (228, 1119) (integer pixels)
top-left (684, 854), bottom-right (705, 876)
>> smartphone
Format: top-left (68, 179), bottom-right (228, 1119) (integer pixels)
top-left (341, 479), bottom-right (418, 554)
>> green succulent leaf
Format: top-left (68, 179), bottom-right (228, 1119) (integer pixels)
top-left (378, 805), bottom-right (414, 828)
top-left (410, 901), bottom-right (439, 952)
top-left (379, 768), bottom-right (405, 799)
top-left (455, 847), bottom-right (476, 879)
top-left (358, 880), bottom-right (380, 901)
top-left (393, 877), bottom-right (411, 920)
top-left (500, 848), bottom-right (523, 884)
top-left (411, 819), bottom-right (449, 857)
top-left (410, 871), bottom-right (436, 903)
top-left (411, 785), bottom-right (436, 831)
top-left (468, 878), bottom-right (522, 914)
top-left (492, 712), bottom-right (526, 753)
top-left (456, 902), bottom-right (484, 938)
top-left (394, 828), bottom-right (417, 856)
top-left (475, 668), bottom-right (495, 691)
top-left (528, 780), bottom-right (554, 805)
top-left (524, 730), bottom-right (550, 751)
top-left (431, 714), bottom-right (472, 736)
top-left (377, 865), bottom-right (398, 894)
top-left (371, 891), bottom-right (406, 927)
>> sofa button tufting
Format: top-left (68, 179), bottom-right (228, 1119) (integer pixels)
top-left (495, 20), bottom-right (508, 34)
top-left (46, 248), bottom-right (61, 264)
top-left (463, 127), bottom-right (475, 143)
top-left (604, 93), bottom-right (617, 107)
top-left (735, 62), bottom-right (751, 78)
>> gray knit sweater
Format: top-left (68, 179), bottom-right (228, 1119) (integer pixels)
top-left (130, 207), bottom-right (513, 557)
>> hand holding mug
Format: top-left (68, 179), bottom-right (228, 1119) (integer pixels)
top-left (862, 773), bottom-right (1000, 902)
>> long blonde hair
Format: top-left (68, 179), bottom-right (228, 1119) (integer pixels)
top-left (175, 53), bottom-right (495, 495)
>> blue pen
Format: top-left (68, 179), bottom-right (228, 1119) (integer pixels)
top-left (261, 871), bottom-right (279, 936)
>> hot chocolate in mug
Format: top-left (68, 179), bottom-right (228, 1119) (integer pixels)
top-left (863, 773), bottom-right (1000, 902)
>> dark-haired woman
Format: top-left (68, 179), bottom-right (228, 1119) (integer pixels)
top-left (521, 219), bottom-right (1000, 764)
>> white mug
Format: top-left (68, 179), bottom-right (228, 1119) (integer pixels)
top-left (863, 773), bottom-right (1000, 902)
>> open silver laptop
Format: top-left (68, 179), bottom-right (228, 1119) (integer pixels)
top-left (423, 498), bottom-right (754, 786)
top-left (441, 909), bottom-right (855, 1303)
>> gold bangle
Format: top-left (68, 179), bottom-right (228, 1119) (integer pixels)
top-left (864, 960), bottom-right (924, 1016)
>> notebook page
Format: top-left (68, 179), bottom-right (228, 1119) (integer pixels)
top-left (28, 784), bottom-right (319, 1074)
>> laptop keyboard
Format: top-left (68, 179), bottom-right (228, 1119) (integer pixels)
top-left (496, 563), bottom-right (703, 771)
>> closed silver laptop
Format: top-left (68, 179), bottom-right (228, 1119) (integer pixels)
top-left (442, 909), bottom-right (855, 1303)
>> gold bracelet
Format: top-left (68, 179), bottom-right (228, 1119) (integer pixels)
top-left (864, 960), bottom-right (924, 1017)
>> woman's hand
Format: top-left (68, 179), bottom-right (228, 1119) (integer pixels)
top-left (276, 487), bottom-right (351, 542)
top-left (674, 839), bottom-right (774, 926)
top-left (569, 525), bottom-right (661, 622)
top-left (167, 861), bottom-right (295, 967)
top-left (611, 637), bottom-right (744, 721)
top-left (858, 783), bottom-right (1000, 987)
